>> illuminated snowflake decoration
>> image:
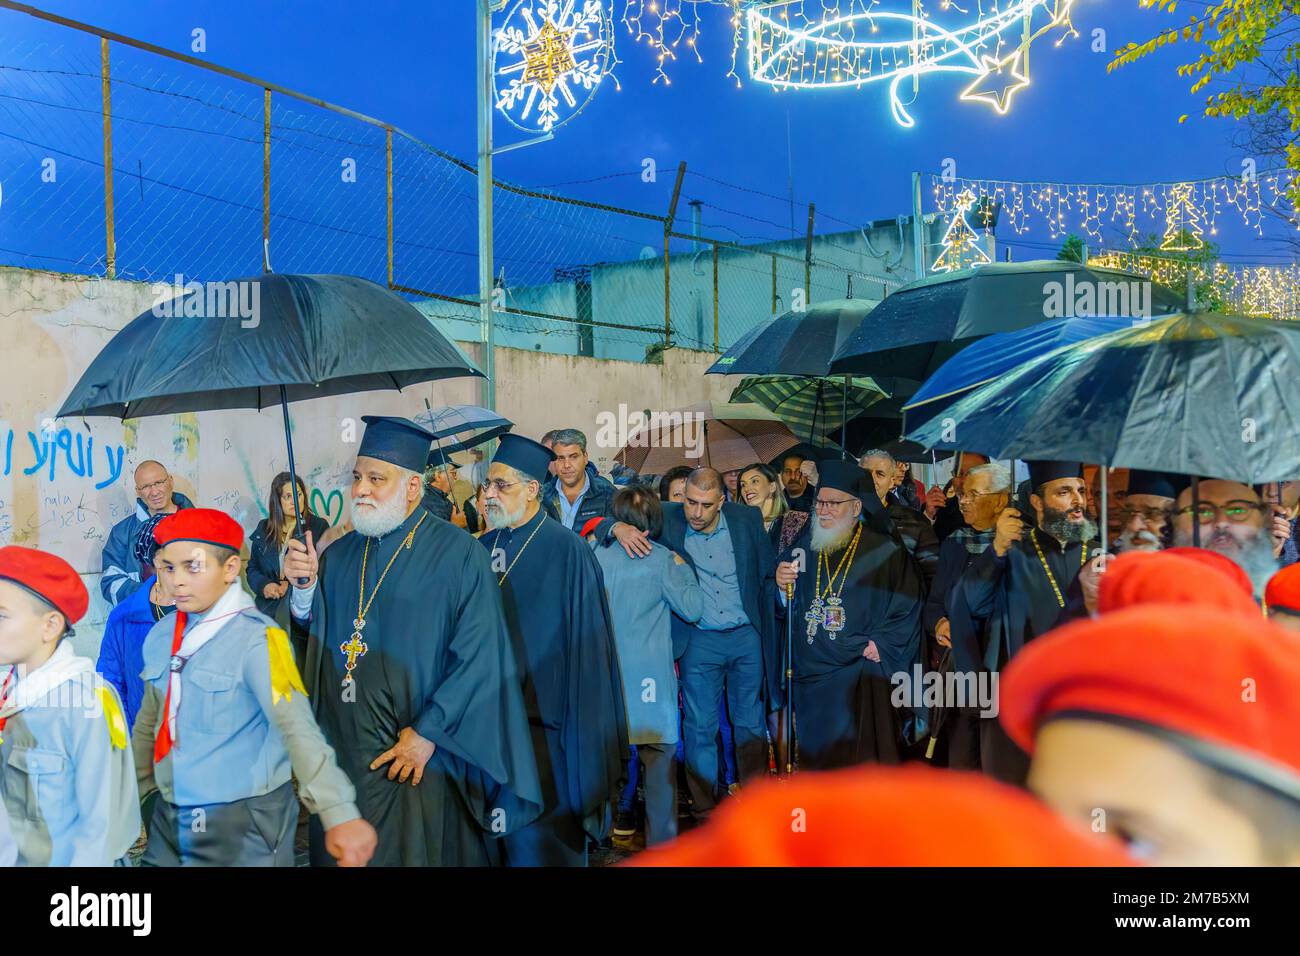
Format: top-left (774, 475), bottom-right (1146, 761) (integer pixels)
top-left (495, 0), bottom-right (616, 133)
top-left (746, 0), bottom-right (1077, 127)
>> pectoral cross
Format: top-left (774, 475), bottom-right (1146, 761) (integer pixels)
top-left (804, 597), bottom-right (825, 643)
top-left (340, 625), bottom-right (368, 686)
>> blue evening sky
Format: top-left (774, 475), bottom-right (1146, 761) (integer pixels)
top-left (8, 0), bottom-right (1287, 262)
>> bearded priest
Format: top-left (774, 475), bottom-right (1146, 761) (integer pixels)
top-left (948, 459), bottom-right (1100, 784)
top-left (480, 434), bottom-right (628, 867)
top-left (775, 460), bottom-right (924, 771)
top-left (284, 416), bottom-right (542, 866)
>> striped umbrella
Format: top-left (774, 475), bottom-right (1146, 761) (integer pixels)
top-left (731, 375), bottom-right (885, 442)
top-left (615, 401), bottom-right (800, 475)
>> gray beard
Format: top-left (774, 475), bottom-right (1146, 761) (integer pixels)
top-left (1117, 528), bottom-right (1163, 552)
top-left (351, 492), bottom-right (409, 538)
top-left (484, 497), bottom-right (527, 530)
top-left (1174, 526), bottom-right (1278, 594)
top-left (1041, 509), bottom-right (1097, 544)
top-left (811, 518), bottom-right (857, 553)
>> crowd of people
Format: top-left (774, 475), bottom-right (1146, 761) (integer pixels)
top-left (2, 415), bottom-right (1300, 868)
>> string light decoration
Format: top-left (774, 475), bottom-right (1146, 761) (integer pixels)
top-left (931, 188), bottom-right (993, 271)
top-left (1160, 182), bottom-right (1204, 252)
top-left (931, 169), bottom-right (1299, 245)
top-left (745, 0), bottom-right (1077, 127)
top-left (495, 0), bottom-right (618, 133)
top-left (620, 0), bottom-right (720, 84)
top-left (1093, 250), bottom-right (1300, 323)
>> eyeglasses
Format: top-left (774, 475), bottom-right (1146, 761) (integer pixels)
top-left (136, 478), bottom-right (170, 494)
top-left (958, 489), bottom-right (1003, 501)
top-left (481, 478), bottom-right (523, 495)
top-left (1117, 506), bottom-right (1172, 524)
top-left (814, 497), bottom-right (856, 511)
top-left (1174, 501), bottom-right (1266, 525)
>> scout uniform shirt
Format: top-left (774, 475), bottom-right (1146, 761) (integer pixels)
top-left (0, 641), bottom-right (141, 866)
top-left (132, 583), bottom-right (359, 830)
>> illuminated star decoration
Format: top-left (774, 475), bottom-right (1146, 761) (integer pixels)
top-left (494, 0), bottom-right (615, 133)
top-left (960, 47), bottom-right (1029, 114)
top-left (747, 0), bottom-right (1077, 127)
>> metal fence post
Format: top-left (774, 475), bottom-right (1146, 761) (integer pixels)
top-left (771, 254), bottom-right (777, 314)
top-left (804, 203), bottom-right (815, 303)
top-left (262, 88), bottom-right (271, 269)
top-left (712, 242), bottom-right (719, 351)
top-left (664, 161), bottom-right (687, 348)
top-left (386, 127), bottom-right (394, 288)
top-left (100, 37), bottom-right (114, 279)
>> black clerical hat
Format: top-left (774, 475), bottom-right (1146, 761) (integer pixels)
top-left (1126, 469), bottom-right (1187, 500)
top-left (494, 433), bottom-right (555, 483)
top-left (1027, 460), bottom-right (1083, 492)
top-left (817, 459), bottom-right (864, 496)
top-left (358, 416), bottom-right (435, 473)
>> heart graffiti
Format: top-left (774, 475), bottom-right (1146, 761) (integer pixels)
top-left (309, 487), bottom-right (345, 527)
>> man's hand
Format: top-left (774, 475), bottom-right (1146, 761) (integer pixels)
top-left (924, 485), bottom-right (947, 520)
top-left (1078, 552), bottom-right (1113, 617)
top-left (1270, 506), bottom-right (1291, 558)
top-left (799, 460), bottom-right (819, 488)
top-left (993, 507), bottom-right (1026, 557)
top-left (612, 521), bottom-right (652, 559)
top-left (862, 640), bottom-right (880, 663)
top-left (283, 531), bottom-right (318, 589)
top-left (934, 617), bottom-right (952, 649)
top-left (775, 560), bottom-right (800, 590)
top-left (370, 726), bottom-right (436, 786)
top-left (324, 818), bottom-right (378, 868)
top-left (449, 502), bottom-right (468, 530)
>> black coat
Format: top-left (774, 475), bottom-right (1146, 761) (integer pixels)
top-left (247, 513), bottom-right (330, 621)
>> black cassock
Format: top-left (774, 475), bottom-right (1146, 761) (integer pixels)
top-left (780, 519), bottom-right (924, 771)
top-left (481, 507), bottom-right (628, 867)
top-left (301, 506), bottom-right (543, 866)
top-left (948, 527), bottom-right (1095, 783)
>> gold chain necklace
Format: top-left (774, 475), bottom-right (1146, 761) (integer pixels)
top-left (492, 511), bottom-right (547, 587)
top-left (1030, 528), bottom-right (1088, 609)
top-left (341, 511), bottom-right (428, 687)
top-left (805, 523), bottom-right (862, 642)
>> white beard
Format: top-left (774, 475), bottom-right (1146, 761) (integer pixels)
top-left (351, 491), bottom-right (410, 538)
top-left (811, 517), bottom-right (858, 553)
top-left (483, 496), bottom-right (527, 530)
top-left (1117, 528), bottom-right (1163, 552)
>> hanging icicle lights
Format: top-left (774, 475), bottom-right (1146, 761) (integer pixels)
top-left (1092, 250), bottom-right (1300, 323)
top-left (932, 169), bottom-right (1299, 246)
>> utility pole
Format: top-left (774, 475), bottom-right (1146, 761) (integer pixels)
top-left (477, 0), bottom-right (498, 411)
top-left (911, 172), bottom-right (926, 281)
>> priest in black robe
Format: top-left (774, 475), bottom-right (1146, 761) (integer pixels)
top-left (479, 434), bottom-right (628, 867)
top-left (775, 461), bottom-right (924, 771)
top-left (285, 416), bottom-right (542, 866)
top-left (948, 460), bottom-right (1098, 784)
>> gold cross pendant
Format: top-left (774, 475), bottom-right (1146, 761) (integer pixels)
top-left (340, 628), bottom-right (368, 686)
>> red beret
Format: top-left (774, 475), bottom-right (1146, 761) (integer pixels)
top-left (153, 508), bottom-right (243, 552)
top-left (630, 766), bottom-right (1134, 867)
top-left (1163, 546), bottom-right (1255, 598)
top-left (1098, 551), bottom-right (1261, 617)
top-left (1001, 606), bottom-right (1300, 788)
top-left (0, 546), bottom-right (89, 625)
top-left (1265, 563), bottom-right (1300, 614)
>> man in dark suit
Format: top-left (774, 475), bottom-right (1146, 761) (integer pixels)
top-left (600, 467), bottom-right (778, 819)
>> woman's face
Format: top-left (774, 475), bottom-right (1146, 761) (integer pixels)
top-left (279, 482), bottom-right (305, 520)
top-left (740, 470), bottom-right (776, 513)
top-left (667, 478), bottom-right (687, 503)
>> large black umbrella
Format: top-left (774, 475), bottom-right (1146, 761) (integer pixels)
top-left (58, 273), bottom-right (482, 537)
top-left (828, 260), bottom-right (1184, 383)
top-left (904, 312), bottom-right (1300, 547)
top-left (707, 298), bottom-right (875, 377)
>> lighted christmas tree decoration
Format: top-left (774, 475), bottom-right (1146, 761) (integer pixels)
top-left (1160, 182), bottom-right (1204, 252)
top-left (931, 188), bottom-right (992, 272)
top-left (495, 0), bottom-right (616, 133)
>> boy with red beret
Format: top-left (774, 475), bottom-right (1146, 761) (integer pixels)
top-left (1265, 563), bottom-right (1300, 632)
top-left (1001, 605), bottom-right (1300, 865)
top-left (0, 546), bottom-right (140, 865)
top-left (131, 508), bottom-right (376, 866)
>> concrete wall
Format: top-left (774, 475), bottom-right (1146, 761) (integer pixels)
top-left (0, 266), bottom-right (738, 649)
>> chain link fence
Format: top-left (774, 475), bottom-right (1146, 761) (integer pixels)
top-left (0, 8), bottom-right (910, 363)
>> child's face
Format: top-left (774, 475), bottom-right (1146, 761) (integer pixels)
top-left (0, 580), bottom-right (63, 669)
top-left (155, 542), bottom-right (239, 614)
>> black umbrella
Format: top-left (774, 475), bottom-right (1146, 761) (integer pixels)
top-left (828, 260), bottom-right (1184, 383)
top-left (58, 273), bottom-right (482, 542)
